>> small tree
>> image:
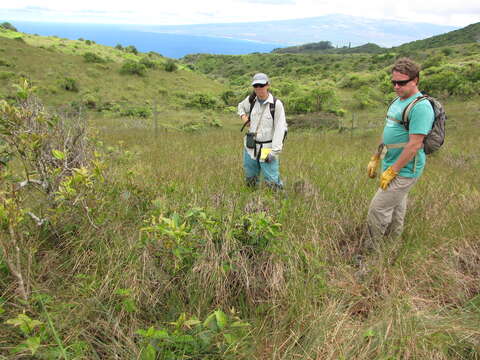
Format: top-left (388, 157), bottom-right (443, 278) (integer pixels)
top-left (0, 80), bottom-right (96, 300)
top-left (125, 45), bottom-right (138, 55)
top-left (164, 60), bottom-right (177, 72)
top-left (0, 22), bottom-right (18, 32)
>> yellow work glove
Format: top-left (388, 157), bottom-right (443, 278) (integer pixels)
top-left (367, 154), bottom-right (380, 178)
top-left (379, 166), bottom-right (398, 190)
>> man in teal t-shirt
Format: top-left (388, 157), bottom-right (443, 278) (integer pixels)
top-left (366, 58), bottom-right (434, 243)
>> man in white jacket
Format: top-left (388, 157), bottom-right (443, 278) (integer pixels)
top-left (238, 73), bottom-right (287, 189)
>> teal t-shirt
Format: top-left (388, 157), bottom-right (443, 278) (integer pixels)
top-left (382, 93), bottom-right (434, 178)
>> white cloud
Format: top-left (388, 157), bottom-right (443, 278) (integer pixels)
top-left (1, 0), bottom-right (479, 26)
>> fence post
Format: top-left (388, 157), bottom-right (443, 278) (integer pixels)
top-left (351, 112), bottom-right (355, 138)
top-left (153, 99), bottom-right (158, 137)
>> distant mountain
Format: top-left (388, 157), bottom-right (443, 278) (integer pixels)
top-left (273, 21), bottom-right (480, 55)
top-left (394, 22), bottom-right (480, 51)
top-left (133, 14), bottom-right (458, 48)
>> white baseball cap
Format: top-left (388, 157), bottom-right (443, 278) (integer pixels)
top-left (251, 73), bottom-right (269, 86)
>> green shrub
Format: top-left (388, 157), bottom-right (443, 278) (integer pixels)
top-left (59, 78), bottom-right (79, 92)
top-left (186, 93), bottom-right (218, 110)
top-left (165, 60), bottom-right (178, 72)
top-left (338, 73), bottom-right (375, 89)
top-left (1, 22), bottom-right (18, 32)
top-left (14, 37), bottom-right (25, 43)
top-left (286, 95), bottom-right (314, 114)
top-left (277, 81), bottom-right (298, 96)
top-left (82, 94), bottom-right (98, 109)
top-left (422, 54), bottom-right (446, 69)
top-left (85, 40), bottom-right (92, 45)
top-left (115, 44), bottom-right (123, 50)
top-left (0, 71), bottom-right (15, 80)
top-left (139, 57), bottom-right (156, 69)
top-left (220, 90), bottom-right (237, 106)
top-left (83, 52), bottom-right (105, 63)
top-left (352, 85), bottom-right (381, 109)
top-left (120, 106), bottom-right (151, 118)
top-left (422, 70), bottom-right (464, 97)
top-left (124, 45), bottom-right (138, 55)
top-left (441, 48), bottom-right (454, 56)
top-left (310, 82), bottom-right (339, 112)
top-left (119, 60), bottom-right (147, 76)
top-left (136, 310), bottom-right (250, 359)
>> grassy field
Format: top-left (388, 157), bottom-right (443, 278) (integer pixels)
top-left (0, 25), bottom-right (479, 359)
top-left (2, 93), bottom-right (478, 359)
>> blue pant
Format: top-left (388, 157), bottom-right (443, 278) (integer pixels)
top-left (243, 149), bottom-right (283, 187)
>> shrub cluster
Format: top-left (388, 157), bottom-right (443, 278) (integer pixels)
top-left (119, 60), bottom-right (147, 76)
top-left (59, 77), bottom-right (79, 92)
top-left (83, 52), bottom-right (106, 63)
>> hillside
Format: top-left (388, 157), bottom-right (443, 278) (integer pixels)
top-left (0, 26), bottom-right (228, 127)
top-left (395, 21), bottom-right (480, 52)
top-left (273, 21), bottom-right (480, 55)
top-left (273, 42), bottom-right (385, 54)
top-left (0, 23), bottom-right (480, 360)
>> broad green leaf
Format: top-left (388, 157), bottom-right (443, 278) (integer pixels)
top-left (52, 149), bottom-right (65, 160)
top-left (223, 333), bottom-right (236, 344)
top-left (25, 336), bottom-right (41, 355)
top-left (203, 312), bottom-right (217, 330)
top-left (215, 310), bottom-right (228, 330)
top-left (140, 344), bottom-right (157, 360)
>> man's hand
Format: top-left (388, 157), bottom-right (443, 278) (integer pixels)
top-left (264, 153), bottom-right (276, 163)
top-left (241, 114), bottom-right (249, 123)
top-left (379, 166), bottom-right (398, 190)
top-left (367, 154), bottom-right (380, 178)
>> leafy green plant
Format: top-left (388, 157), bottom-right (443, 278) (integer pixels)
top-left (141, 212), bottom-right (197, 271)
top-left (5, 313), bottom-right (44, 356)
top-left (136, 310), bottom-right (250, 359)
top-left (233, 212), bottom-right (282, 249)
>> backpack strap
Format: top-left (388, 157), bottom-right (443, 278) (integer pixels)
top-left (240, 94), bottom-right (257, 132)
top-left (401, 95), bottom-right (429, 130)
top-left (270, 96), bottom-right (277, 125)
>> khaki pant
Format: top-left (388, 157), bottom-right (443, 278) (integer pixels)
top-left (367, 176), bottom-right (418, 243)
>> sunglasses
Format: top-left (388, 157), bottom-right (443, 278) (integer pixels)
top-left (391, 78), bottom-right (414, 86)
top-left (253, 83), bottom-right (267, 88)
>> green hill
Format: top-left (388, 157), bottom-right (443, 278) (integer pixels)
top-left (272, 22), bottom-right (480, 55)
top-left (0, 27), bottom-right (227, 127)
top-left (395, 21), bottom-right (480, 52)
top-left (273, 41), bottom-right (385, 54)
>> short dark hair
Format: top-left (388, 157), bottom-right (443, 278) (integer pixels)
top-left (392, 57), bottom-right (421, 80)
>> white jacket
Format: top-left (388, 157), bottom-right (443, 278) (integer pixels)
top-left (237, 93), bottom-right (287, 160)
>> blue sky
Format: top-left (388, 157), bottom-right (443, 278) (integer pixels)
top-left (2, 0), bottom-right (479, 27)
